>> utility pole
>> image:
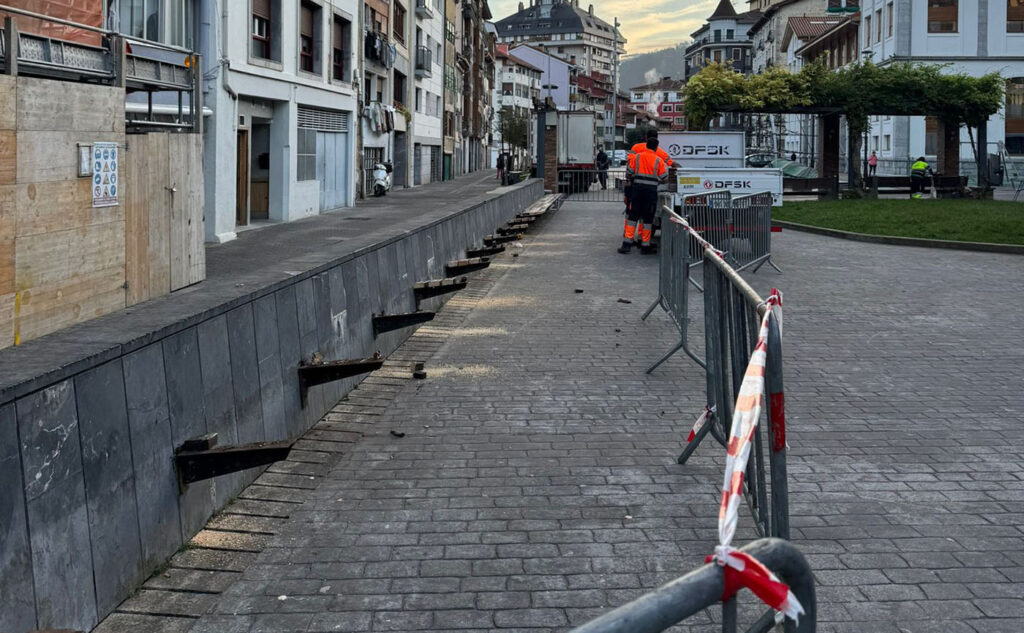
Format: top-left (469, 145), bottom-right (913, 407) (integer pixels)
top-left (610, 17), bottom-right (619, 151)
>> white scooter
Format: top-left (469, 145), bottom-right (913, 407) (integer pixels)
top-left (372, 161), bottom-right (393, 197)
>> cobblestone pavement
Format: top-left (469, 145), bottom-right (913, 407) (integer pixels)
top-left (190, 200), bottom-right (1024, 633)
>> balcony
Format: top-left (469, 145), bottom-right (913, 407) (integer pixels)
top-left (415, 46), bottom-right (432, 77)
top-left (415, 0), bottom-right (434, 18)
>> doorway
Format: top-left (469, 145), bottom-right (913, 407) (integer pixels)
top-left (235, 129), bottom-right (249, 225)
top-left (249, 121), bottom-right (271, 221)
top-left (393, 131), bottom-right (408, 189)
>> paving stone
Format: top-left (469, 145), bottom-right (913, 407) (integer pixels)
top-left (186, 200), bottom-right (1024, 632)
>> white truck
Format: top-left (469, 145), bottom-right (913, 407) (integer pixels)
top-left (557, 111), bottom-right (598, 194)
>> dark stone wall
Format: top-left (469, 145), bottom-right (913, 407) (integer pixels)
top-left (0, 180), bottom-right (542, 632)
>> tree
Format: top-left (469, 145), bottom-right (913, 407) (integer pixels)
top-left (626, 123), bottom-right (657, 146)
top-left (496, 107), bottom-right (531, 153)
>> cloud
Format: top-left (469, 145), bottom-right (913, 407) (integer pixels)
top-left (488, 0), bottom-right (718, 54)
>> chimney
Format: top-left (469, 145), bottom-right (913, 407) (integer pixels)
top-left (588, 4), bottom-right (594, 15)
top-left (519, 1), bottom-right (524, 9)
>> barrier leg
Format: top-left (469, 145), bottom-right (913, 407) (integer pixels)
top-left (641, 297), bottom-right (661, 321)
top-left (676, 409), bottom-right (717, 466)
top-left (750, 255), bottom-right (782, 274)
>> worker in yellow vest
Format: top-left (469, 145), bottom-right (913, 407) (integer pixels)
top-left (910, 156), bottom-right (932, 199)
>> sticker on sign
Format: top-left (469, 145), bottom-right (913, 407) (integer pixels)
top-left (676, 168), bottom-right (783, 206)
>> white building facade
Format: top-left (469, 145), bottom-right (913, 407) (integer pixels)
top-left (860, 0), bottom-right (1024, 174)
top-left (491, 45), bottom-right (542, 167)
top-left (201, 0), bottom-right (360, 243)
top-left (412, 0), bottom-right (445, 184)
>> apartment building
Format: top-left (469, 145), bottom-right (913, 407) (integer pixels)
top-left (491, 45), bottom-right (542, 167)
top-left (443, 0), bottom-right (459, 178)
top-left (684, 0), bottom-right (760, 80)
top-left (747, 0), bottom-right (829, 73)
top-left (859, 0), bottom-right (1024, 171)
top-left (459, 0), bottom-right (495, 172)
top-left (628, 78), bottom-right (686, 131)
top-left (409, 0), bottom-right (445, 184)
top-left (200, 0), bottom-right (360, 243)
top-left (492, 0), bottom-right (624, 74)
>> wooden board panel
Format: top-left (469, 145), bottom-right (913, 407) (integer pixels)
top-left (16, 77), bottom-right (124, 133)
top-left (0, 75), bottom-right (15, 130)
top-left (13, 131), bottom-right (99, 185)
top-left (144, 134), bottom-right (171, 297)
top-left (0, 130), bottom-right (14, 186)
top-left (0, 185), bottom-right (13, 296)
top-left (0, 292), bottom-right (14, 349)
top-left (13, 265), bottom-right (125, 342)
top-left (124, 138), bottom-right (150, 306)
top-left (168, 133), bottom-right (204, 291)
top-left (14, 179), bottom-right (122, 238)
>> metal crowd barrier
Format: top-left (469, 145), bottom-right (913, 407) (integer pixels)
top-left (679, 190), bottom-right (732, 291)
top-left (641, 206), bottom-right (704, 373)
top-left (576, 227), bottom-right (810, 632)
top-left (569, 538), bottom-right (816, 633)
top-left (680, 240), bottom-right (790, 540)
top-left (729, 192), bottom-right (781, 273)
top-left (558, 168), bottom-right (629, 201)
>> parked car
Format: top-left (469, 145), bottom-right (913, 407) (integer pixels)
top-left (745, 152), bottom-right (775, 168)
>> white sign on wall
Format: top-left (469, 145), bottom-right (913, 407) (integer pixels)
top-left (659, 131), bottom-right (745, 168)
top-left (92, 142), bottom-right (119, 208)
top-left (676, 168), bottom-right (784, 206)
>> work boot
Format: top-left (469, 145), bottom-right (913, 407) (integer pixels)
top-left (617, 241), bottom-right (632, 254)
top-left (640, 245), bottom-right (656, 255)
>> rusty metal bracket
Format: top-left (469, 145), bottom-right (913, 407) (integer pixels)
top-left (445, 257), bottom-right (491, 275)
top-left (372, 310), bottom-right (435, 337)
top-left (298, 355), bottom-right (385, 407)
top-left (175, 433), bottom-right (292, 492)
top-left (497, 223), bottom-right (530, 236)
top-left (413, 276), bottom-right (468, 303)
top-left (467, 245), bottom-right (505, 258)
top-left (484, 233), bottom-right (520, 246)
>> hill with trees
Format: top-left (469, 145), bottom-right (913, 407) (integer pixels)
top-left (619, 43), bottom-right (689, 91)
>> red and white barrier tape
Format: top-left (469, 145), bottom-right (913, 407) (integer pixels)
top-left (710, 289), bottom-right (803, 621)
top-left (665, 212), bottom-right (725, 258)
top-left (685, 405), bottom-right (715, 443)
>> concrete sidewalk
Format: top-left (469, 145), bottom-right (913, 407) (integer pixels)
top-left (189, 200), bottom-right (1024, 633)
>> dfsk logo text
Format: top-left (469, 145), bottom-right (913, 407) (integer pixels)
top-left (703, 179), bottom-right (753, 189)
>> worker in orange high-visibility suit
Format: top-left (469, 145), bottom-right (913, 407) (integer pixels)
top-left (620, 139), bottom-right (668, 254)
top-left (629, 128), bottom-right (674, 168)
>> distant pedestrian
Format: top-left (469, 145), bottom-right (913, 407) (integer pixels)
top-left (596, 149), bottom-right (609, 190)
top-left (868, 151), bottom-right (878, 176)
top-left (496, 153), bottom-right (505, 183)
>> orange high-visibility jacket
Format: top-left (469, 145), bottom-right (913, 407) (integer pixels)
top-left (629, 142), bottom-right (674, 167)
top-left (628, 150), bottom-right (668, 187)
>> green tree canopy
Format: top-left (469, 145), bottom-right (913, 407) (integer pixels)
top-left (683, 61), bottom-right (1005, 131)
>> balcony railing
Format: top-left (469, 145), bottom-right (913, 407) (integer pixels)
top-left (415, 0), bottom-right (434, 18)
top-left (415, 45), bottom-right (432, 77)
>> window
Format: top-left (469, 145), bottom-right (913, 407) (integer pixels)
top-left (393, 2), bottom-right (406, 43)
top-left (675, 116), bottom-right (686, 125)
top-left (663, 104), bottom-right (673, 112)
top-left (1010, 0), bottom-right (1024, 32)
top-left (733, 47), bottom-right (742, 61)
top-left (299, 2), bottom-right (321, 74)
top-left (297, 128), bottom-right (317, 181)
top-left (726, 29), bottom-right (734, 39)
top-left (884, 134), bottom-right (891, 151)
top-left (865, 15), bottom-right (872, 44)
top-left (332, 15), bottom-right (350, 81)
top-left (713, 49), bottom-right (722, 63)
top-left (364, 72), bottom-right (372, 104)
top-left (927, 0), bottom-right (957, 32)
top-left (394, 70), bottom-right (408, 107)
top-left (875, 9), bottom-right (882, 40)
top-left (435, 95), bottom-right (441, 115)
top-left (120, 0), bottom-right (194, 48)
top-left (714, 29), bottom-right (721, 41)
top-left (632, 92), bottom-right (643, 100)
top-left (416, 88), bottom-right (422, 112)
top-left (251, 0), bottom-right (279, 59)
top-left (1006, 78), bottom-right (1024, 154)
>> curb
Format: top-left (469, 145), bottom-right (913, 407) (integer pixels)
top-left (772, 220), bottom-right (1024, 256)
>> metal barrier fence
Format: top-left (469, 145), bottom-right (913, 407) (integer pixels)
top-left (680, 190), bottom-right (733, 291)
top-left (569, 538), bottom-right (816, 633)
top-left (641, 205), bottom-right (704, 373)
top-left (730, 192), bottom-right (780, 273)
top-left (575, 217), bottom-right (810, 633)
top-left (558, 168), bottom-right (630, 201)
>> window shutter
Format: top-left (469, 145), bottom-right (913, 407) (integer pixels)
top-left (253, 0), bottom-right (272, 18)
top-left (301, 4), bottom-right (314, 37)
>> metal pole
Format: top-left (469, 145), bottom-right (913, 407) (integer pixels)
top-left (609, 17), bottom-right (619, 151)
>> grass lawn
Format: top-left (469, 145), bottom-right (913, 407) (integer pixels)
top-left (773, 198), bottom-right (1024, 245)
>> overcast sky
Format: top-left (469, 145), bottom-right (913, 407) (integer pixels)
top-left (487, 0), bottom-right (721, 55)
